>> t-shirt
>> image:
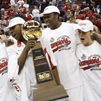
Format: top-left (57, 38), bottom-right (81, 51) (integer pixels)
top-left (7, 36), bottom-right (57, 100)
top-left (0, 42), bottom-right (15, 101)
top-left (32, 9), bottom-right (40, 18)
top-left (76, 41), bottom-right (101, 101)
top-left (42, 22), bottom-right (82, 90)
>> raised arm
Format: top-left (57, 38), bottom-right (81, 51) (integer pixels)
top-left (18, 39), bottom-right (36, 74)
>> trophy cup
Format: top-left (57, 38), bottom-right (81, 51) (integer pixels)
top-left (22, 20), bottom-right (68, 101)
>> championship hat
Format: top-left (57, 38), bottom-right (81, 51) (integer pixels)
top-left (43, 5), bottom-right (60, 14)
top-left (4, 17), bottom-right (25, 32)
top-left (77, 20), bottom-right (93, 32)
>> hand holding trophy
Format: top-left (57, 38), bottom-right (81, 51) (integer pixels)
top-left (22, 20), bottom-right (68, 101)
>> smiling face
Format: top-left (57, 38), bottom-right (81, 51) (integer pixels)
top-left (9, 24), bottom-right (25, 42)
top-left (78, 29), bottom-right (94, 46)
top-left (43, 13), bottom-right (60, 29)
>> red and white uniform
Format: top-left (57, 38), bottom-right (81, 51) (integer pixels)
top-left (2, 14), bottom-right (9, 20)
top-left (0, 42), bottom-right (15, 101)
top-left (19, 6), bottom-right (26, 14)
top-left (85, 10), bottom-right (93, 18)
top-left (0, 19), bottom-right (6, 30)
top-left (25, 14), bottom-right (32, 21)
top-left (42, 23), bottom-right (83, 101)
top-left (76, 41), bottom-right (101, 101)
top-left (62, 6), bottom-right (70, 13)
top-left (7, 36), bottom-right (57, 101)
top-left (7, 8), bottom-right (15, 16)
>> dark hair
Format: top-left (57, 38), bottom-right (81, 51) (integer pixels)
top-left (54, 12), bottom-right (60, 15)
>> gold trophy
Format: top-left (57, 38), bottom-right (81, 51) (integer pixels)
top-left (22, 20), bottom-right (42, 41)
top-left (22, 20), bottom-right (68, 101)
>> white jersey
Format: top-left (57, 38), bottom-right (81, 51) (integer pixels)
top-left (0, 42), bottom-right (15, 101)
top-left (17, 0), bottom-right (24, 7)
top-left (76, 41), bottom-right (101, 101)
top-left (10, 0), bottom-right (15, 6)
top-left (42, 22), bottom-right (82, 90)
top-left (32, 9), bottom-right (40, 18)
top-left (23, 4), bottom-right (29, 11)
top-left (7, 36), bottom-right (57, 101)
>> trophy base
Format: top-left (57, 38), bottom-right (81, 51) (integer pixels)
top-left (33, 85), bottom-right (69, 101)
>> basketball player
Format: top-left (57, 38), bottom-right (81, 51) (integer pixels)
top-left (0, 38), bottom-right (15, 101)
top-left (42, 5), bottom-right (83, 101)
top-left (76, 20), bottom-right (101, 101)
top-left (5, 17), bottom-right (59, 101)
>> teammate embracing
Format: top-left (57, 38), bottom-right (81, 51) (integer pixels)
top-left (0, 36), bottom-right (15, 101)
top-left (76, 20), bottom-right (101, 101)
top-left (42, 5), bottom-right (83, 101)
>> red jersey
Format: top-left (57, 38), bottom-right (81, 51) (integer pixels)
top-left (25, 14), bottom-right (32, 21)
top-left (19, 6), bottom-right (26, 14)
top-left (86, 10), bottom-right (93, 18)
top-left (7, 8), bottom-right (15, 14)
top-left (7, 8), bottom-right (15, 16)
top-left (63, 6), bottom-right (70, 13)
top-left (67, 13), bottom-right (73, 20)
top-left (2, 14), bottom-right (9, 20)
top-left (77, 14), bottom-right (85, 20)
top-left (96, 19), bottom-right (101, 32)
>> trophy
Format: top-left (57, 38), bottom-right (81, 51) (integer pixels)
top-left (22, 20), bottom-right (68, 101)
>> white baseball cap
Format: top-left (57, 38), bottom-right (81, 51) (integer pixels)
top-left (43, 5), bottom-right (60, 14)
top-left (1, 8), bottom-right (5, 11)
top-left (77, 20), bottom-right (93, 32)
top-left (4, 17), bottom-right (25, 32)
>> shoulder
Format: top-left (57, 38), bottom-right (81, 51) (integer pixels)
top-left (77, 43), bottom-right (83, 49)
top-left (6, 36), bottom-right (17, 49)
top-left (42, 28), bottom-right (50, 34)
top-left (62, 22), bottom-right (78, 29)
top-left (41, 28), bottom-right (49, 40)
top-left (63, 23), bottom-right (79, 35)
top-left (94, 40), bottom-right (101, 47)
top-left (69, 23), bottom-right (79, 29)
top-left (0, 43), bottom-right (6, 50)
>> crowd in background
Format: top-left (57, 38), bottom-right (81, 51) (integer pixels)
top-left (0, 0), bottom-right (101, 35)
